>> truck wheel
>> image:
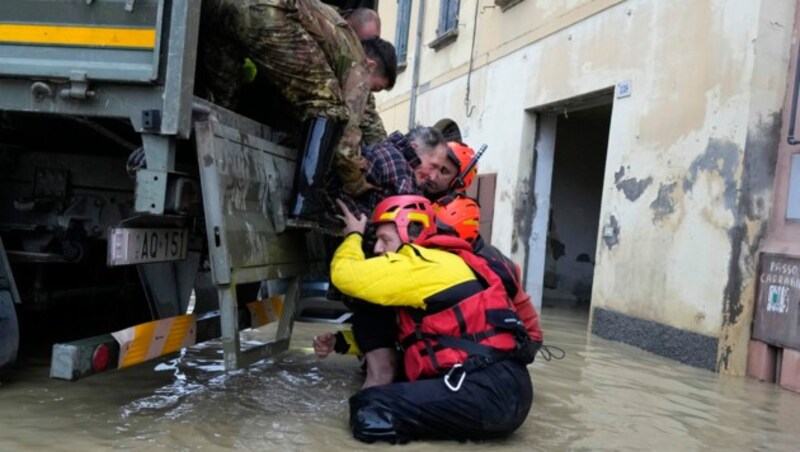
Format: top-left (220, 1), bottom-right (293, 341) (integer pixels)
top-left (0, 291), bottom-right (19, 369)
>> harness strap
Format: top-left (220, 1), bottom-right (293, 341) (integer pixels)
top-left (408, 330), bottom-right (507, 357)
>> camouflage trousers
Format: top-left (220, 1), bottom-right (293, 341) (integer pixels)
top-left (199, 0), bottom-right (350, 123)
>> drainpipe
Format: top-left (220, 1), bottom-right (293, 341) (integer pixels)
top-left (407, 0), bottom-right (425, 129)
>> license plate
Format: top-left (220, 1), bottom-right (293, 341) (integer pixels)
top-left (108, 228), bottom-right (188, 266)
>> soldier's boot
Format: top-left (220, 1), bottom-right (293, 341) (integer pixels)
top-left (289, 117), bottom-right (343, 221)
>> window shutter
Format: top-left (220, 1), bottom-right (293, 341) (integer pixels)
top-left (447, 0), bottom-right (460, 32)
top-left (437, 0), bottom-right (449, 35)
top-left (395, 0), bottom-right (412, 62)
top-left (466, 173), bottom-right (497, 243)
top-left (477, 173), bottom-right (496, 242)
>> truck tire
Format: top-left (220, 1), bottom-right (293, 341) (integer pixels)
top-left (0, 291), bottom-right (19, 369)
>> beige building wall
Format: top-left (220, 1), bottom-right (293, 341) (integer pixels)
top-left (376, 0), bottom-right (796, 374)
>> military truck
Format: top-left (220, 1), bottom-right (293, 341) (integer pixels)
top-left (0, 0), bottom-right (332, 376)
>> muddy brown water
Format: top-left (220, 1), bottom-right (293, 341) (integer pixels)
top-left (1, 307), bottom-right (800, 451)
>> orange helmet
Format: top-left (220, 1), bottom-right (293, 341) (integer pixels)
top-left (371, 195), bottom-right (437, 245)
top-left (447, 141), bottom-right (477, 192)
top-left (434, 195), bottom-right (481, 244)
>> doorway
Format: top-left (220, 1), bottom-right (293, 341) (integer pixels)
top-left (525, 95), bottom-right (613, 312)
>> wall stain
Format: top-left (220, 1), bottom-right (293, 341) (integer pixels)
top-left (740, 112), bottom-right (781, 221)
top-left (716, 112), bottom-right (781, 373)
top-left (682, 138), bottom-right (739, 212)
top-left (718, 344), bottom-right (733, 371)
top-left (650, 182), bottom-right (677, 223)
top-left (602, 215), bottom-right (619, 249)
top-left (511, 177), bottom-right (535, 256)
top-left (680, 139), bottom-right (743, 370)
top-left (723, 225), bottom-right (747, 327)
top-left (616, 176), bottom-right (653, 201)
top-left (614, 166), bottom-right (626, 183)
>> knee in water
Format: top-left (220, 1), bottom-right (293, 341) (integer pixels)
top-left (349, 392), bottom-right (405, 444)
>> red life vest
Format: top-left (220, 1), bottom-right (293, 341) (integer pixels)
top-left (473, 238), bottom-right (543, 342)
top-left (398, 235), bottom-right (523, 381)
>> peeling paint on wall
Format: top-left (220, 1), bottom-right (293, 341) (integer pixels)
top-left (616, 176), bottom-right (653, 201)
top-left (614, 166), bottom-right (625, 183)
top-left (717, 344), bottom-right (734, 371)
top-left (682, 139), bottom-right (740, 213)
top-left (718, 112), bottom-right (782, 373)
top-left (741, 112), bottom-right (781, 221)
top-left (723, 225), bottom-right (748, 327)
top-left (650, 182), bottom-right (677, 223)
top-left (602, 214), bottom-right (619, 249)
top-left (511, 177), bottom-right (535, 255)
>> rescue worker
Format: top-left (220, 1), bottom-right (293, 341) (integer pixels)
top-left (330, 195), bottom-right (535, 443)
top-left (199, 0), bottom-right (397, 220)
top-left (315, 194), bottom-right (543, 370)
top-left (434, 195), bottom-right (543, 344)
top-left (317, 137), bottom-right (477, 382)
top-left (321, 126), bottom-right (449, 389)
top-left (424, 141), bottom-right (478, 200)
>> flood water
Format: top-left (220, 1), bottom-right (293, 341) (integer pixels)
top-left (2, 307), bottom-right (800, 451)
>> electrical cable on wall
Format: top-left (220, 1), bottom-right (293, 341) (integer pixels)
top-left (464, 0), bottom-right (481, 118)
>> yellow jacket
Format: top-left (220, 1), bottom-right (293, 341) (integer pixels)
top-left (331, 233), bottom-right (478, 310)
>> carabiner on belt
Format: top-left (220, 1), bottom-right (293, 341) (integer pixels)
top-left (443, 363), bottom-right (466, 392)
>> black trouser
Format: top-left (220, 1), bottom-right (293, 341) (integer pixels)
top-left (343, 299), bottom-right (398, 353)
top-left (349, 359), bottom-right (533, 444)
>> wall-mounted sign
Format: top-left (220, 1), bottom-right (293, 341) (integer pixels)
top-left (616, 80), bottom-right (632, 99)
top-left (753, 254), bottom-right (800, 349)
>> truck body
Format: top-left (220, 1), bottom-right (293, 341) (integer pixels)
top-left (0, 0), bottom-right (319, 373)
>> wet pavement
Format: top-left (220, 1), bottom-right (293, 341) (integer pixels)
top-left (2, 306), bottom-right (800, 451)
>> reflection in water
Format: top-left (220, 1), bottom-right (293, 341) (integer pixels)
top-left (2, 307), bottom-right (800, 450)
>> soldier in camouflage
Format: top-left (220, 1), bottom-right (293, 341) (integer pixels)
top-left (199, 0), bottom-right (396, 219)
top-left (334, 7), bottom-right (387, 145)
top-left (360, 94), bottom-right (387, 145)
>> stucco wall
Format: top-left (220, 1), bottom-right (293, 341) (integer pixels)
top-left (376, 0), bottom-right (795, 373)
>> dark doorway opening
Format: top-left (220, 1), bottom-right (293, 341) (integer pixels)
top-left (544, 103), bottom-right (611, 308)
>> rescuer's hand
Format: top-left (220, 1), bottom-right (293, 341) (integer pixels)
top-left (335, 199), bottom-right (367, 236)
top-left (312, 332), bottom-right (335, 358)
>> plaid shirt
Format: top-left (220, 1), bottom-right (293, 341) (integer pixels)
top-left (333, 131), bottom-right (421, 217)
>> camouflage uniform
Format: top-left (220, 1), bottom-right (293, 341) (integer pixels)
top-left (361, 93), bottom-right (387, 145)
top-left (200, 0), bottom-right (381, 194)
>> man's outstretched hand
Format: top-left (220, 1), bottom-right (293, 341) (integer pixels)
top-left (313, 332), bottom-right (335, 359)
top-left (335, 199), bottom-right (367, 236)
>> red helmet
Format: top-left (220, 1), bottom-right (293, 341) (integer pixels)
top-left (447, 141), bottom-right (477, 192)
top-left (371, 195), bottom-right (437, 245)
top-left (434, 195), bottom-right (481, 244)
